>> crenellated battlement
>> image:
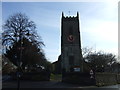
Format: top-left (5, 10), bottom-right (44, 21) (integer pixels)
top-left (62, 12), bottom-right (79, 21)
top-left (62, 17), bottom-right (78, 21)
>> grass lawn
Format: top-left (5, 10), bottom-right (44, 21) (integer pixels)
top-left (50, 73), bottom-right (62, 81)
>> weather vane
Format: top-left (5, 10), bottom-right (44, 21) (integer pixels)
top-left (68, 11), bottom-right (70, 16)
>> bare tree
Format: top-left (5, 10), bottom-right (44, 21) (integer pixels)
top-left (82, 47), bottom-right (93, 58)
top-left (2, 13), bottom-right (43, 50)
top-left (2, 13), bottom-right (45, 69)
top-left (85, 51), bottom-right (117, 72)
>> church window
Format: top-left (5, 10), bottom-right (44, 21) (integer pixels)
top-left (69, 56), bottom-right (74, 65)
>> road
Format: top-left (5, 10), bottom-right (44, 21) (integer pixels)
top-left (99, 84), bottom-right (120, 88)
top-left (2, 80), bottom-right (120, 89)
top-left (2, 80), bottom-right (94, 88)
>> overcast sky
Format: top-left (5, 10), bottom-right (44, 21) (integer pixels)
top-left (2, 1), bottom-right (118, 62)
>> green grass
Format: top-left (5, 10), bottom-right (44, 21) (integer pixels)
top-left (50, 73), bottom-right (62, 81)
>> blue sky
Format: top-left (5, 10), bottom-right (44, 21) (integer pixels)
top-left (2, 2), bottom-right (118, 62)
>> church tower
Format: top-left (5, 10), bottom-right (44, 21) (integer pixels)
top-left (61, 12), bottom-right (83, 72)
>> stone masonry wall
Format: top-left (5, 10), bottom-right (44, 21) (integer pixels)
top-left (95, 73), bottom-right (118, 86)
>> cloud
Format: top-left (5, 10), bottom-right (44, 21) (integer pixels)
top-left (81, 17), bottom-right (118, 55)
top-left (81, 18), bottom-right (118, 42)
top-left (91, 21), bottom-right (117, 42)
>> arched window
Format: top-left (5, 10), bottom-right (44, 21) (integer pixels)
top-left (69, 55), bottom-right (74, 65)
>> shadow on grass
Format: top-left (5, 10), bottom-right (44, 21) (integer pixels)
top-left (50, 74), bottom-right (62, 81)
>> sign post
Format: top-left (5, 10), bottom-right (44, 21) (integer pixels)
top-left (90, 69), bottom-right (94, 79)
top-left (17, 47), bottom-right (24, 90)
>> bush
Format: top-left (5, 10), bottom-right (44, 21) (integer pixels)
top-left (62, 72), bottom-right (95, 85)
top-left (21, 71), bottom-right (50, 81)
top-left (31, 75), bottom-right (49, 81)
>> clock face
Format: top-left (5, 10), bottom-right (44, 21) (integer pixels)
top-left (68, 35), bottom-right (74, 42)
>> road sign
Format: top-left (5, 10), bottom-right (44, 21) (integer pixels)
top-left (90, 69), bottom-right (94, 79)
top-left (74, 68), bottom-right (80, 72)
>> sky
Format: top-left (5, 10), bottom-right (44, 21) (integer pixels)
top-left (2, 1), bottom-right (118, 62)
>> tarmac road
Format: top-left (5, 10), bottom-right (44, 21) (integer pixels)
top-left (2, 80), bottom-right (120, 89)
top-left (2, 80), bottom-right (96, 88)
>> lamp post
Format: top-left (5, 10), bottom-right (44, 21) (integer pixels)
top-left (16, 30), bottom-right (29, 90)
top-left (17, 30), bottom-right (24, 90)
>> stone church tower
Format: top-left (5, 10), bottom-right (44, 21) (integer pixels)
top-left (61, 12), bottom-right (83, 72)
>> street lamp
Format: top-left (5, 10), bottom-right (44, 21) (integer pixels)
top-left (17, 30), bottom-right (24, 90)
top-left (16, 30), bottom-right (29, 90)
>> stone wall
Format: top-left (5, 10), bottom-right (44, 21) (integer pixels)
top-left (117, 74), bottom-right (120, 84)
top-left (95, 73), bottom-right (118, 86)
top-left (62, 72), bottom-right (120, 86)
top-left (62, 72), bottom-right (96, 85)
